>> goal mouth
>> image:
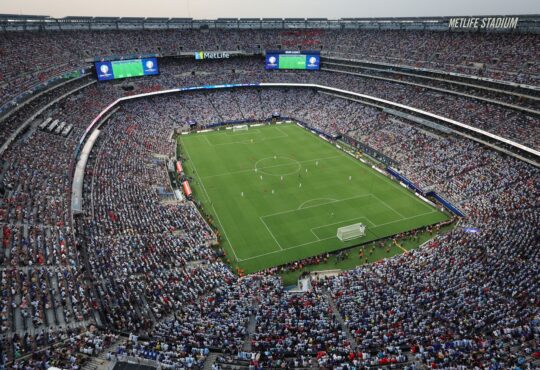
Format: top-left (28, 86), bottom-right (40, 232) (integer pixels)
top-left (232, 124), bottom-right (249, 132)
top-left (337, 223), bottom-right (366, 241)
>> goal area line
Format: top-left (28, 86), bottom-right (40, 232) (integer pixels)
top-left (237, 208), bottom-right (438, 262)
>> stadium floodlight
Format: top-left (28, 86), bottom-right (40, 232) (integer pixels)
top-left (233, 124), bottom-right (248, 132)
top-left (337, 223), bottom-right (366, 241)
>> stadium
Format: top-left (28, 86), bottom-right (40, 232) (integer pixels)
top-left (0, 1), bottom-right (539, 368)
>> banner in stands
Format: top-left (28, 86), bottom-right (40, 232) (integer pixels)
top-left (386, 167), bottom-right (465, 217)
top-left (386, 167), bottom-right (423, 194)
top-left (182, 181), bottom-right (192, 197)
top-left (426, 191), bottom-right (465, 217)
top-left (175, 161), bottom-right (183, 174)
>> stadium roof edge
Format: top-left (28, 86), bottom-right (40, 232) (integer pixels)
top-left (93, 17), bottom-right (121, 21)
top-left (0, 14), bottom-right (49, 19)
top-left (2, 14), bottom-right (539, 21)
top-left (62, 16), bottom-right (94, 20)
top-left (1, 14), bottom-right (539, 32)
top-left (118, 17), bottom-right (146, 22)
top-left (145, 17), bottom-right (170, 22)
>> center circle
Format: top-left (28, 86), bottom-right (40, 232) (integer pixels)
top-left (254, 156), bottom-right (301, 176)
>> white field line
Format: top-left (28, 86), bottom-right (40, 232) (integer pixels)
top-left (238, 209), bottom-right (438, 262)
top-left (226, 129), bottom-right (263, 136)
top-left (184, 125), bottom-right (440, 263)
top-left (200, 155), bottom-right (341, 180)
top-left (206, 128), bottom-right (285, 146)
top-left (310, 228), bottom-right (322, 241)
top-left (371, 193), bottom-right (406, 218)
top-left (338, 149), bottom-right (434, 213)
top-left (203, 135), bottom-right (213, 146)
top-left (261, 193), bottom-right (372, 219)
top-left (311, 215), bottom-right (375, 234)
top-left (297, 198), bottom-right (338, 210)
top-left (274, 126), bottom-right (290, 138)
top-left (180, 137), bottom-right (241, 262)
top-left (259, 217), bottom-right (284, 251)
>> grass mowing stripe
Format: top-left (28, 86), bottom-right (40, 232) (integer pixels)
top-left (178, 123), bottom-right (449, 273)
top-left (200, 155), bottom-right (341, 180)
top-left (259, 217), bottom-right (284, 250)
top-left (180, 136), bottom-right (242, 261)
top-left (372, 193), bottom-right (406, 218)
top-left (260, 194), bottom-right (372, 219)
top-left (337, 149), bottom-right (434, 213)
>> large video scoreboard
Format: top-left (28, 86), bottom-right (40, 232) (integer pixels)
top-left (95, 57), bottom-right (159, 81)
top-left (265, 51), bottom-right (320, 70)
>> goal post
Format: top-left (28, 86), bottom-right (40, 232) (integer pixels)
top-left (232, 124), bottom-right (248, 132)
top-left (337, 223), bottom-right (366, 241)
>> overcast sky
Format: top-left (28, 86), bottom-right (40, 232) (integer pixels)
top-left (1, 0), bottom-right (538, 19)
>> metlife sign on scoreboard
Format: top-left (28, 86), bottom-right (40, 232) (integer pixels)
top-left (95, 57), bottom-right (159, 81)
top-left (265, 51), bottom-right (320, 70)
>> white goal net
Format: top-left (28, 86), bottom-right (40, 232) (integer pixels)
top-left (233, 124), bottom-right (248, 132)
top-left (337, 223), bottom-right (366, 241)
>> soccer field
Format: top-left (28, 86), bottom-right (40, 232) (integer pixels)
top-left (178, 123), bottom-right (449, 273)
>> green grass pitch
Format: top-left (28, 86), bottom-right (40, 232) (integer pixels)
top-left (178, 123), bottom-right (449, 273)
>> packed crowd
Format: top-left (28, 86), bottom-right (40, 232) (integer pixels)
top-left (1, 28), bottom-right (539, 108)
top-left (323, 62), bottom-right (539, 111)
top-left (3, 54), bottom-right (538, 153)
top-left (0, 55), bottom-right (538, 368)
top-left (75, 89), bottom-right (540, 368)
top-left (0, 78), bottom-right (130, 365)
top-left (8, 328), bottom-right (118, 369)
top-left (141, 58), bottom-right (540, 150)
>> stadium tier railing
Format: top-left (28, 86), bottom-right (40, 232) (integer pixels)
top-left (0, 79), bottom-right (96, 156)
top-left (321, 54), bottom-right (540, 96)
top-left (71, 82), bottom-right (540, 215)
top-left (0, 67), bottom-right (92, 116)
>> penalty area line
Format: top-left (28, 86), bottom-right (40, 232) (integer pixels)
top-left (259, 216), bottom-right (284, 251)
